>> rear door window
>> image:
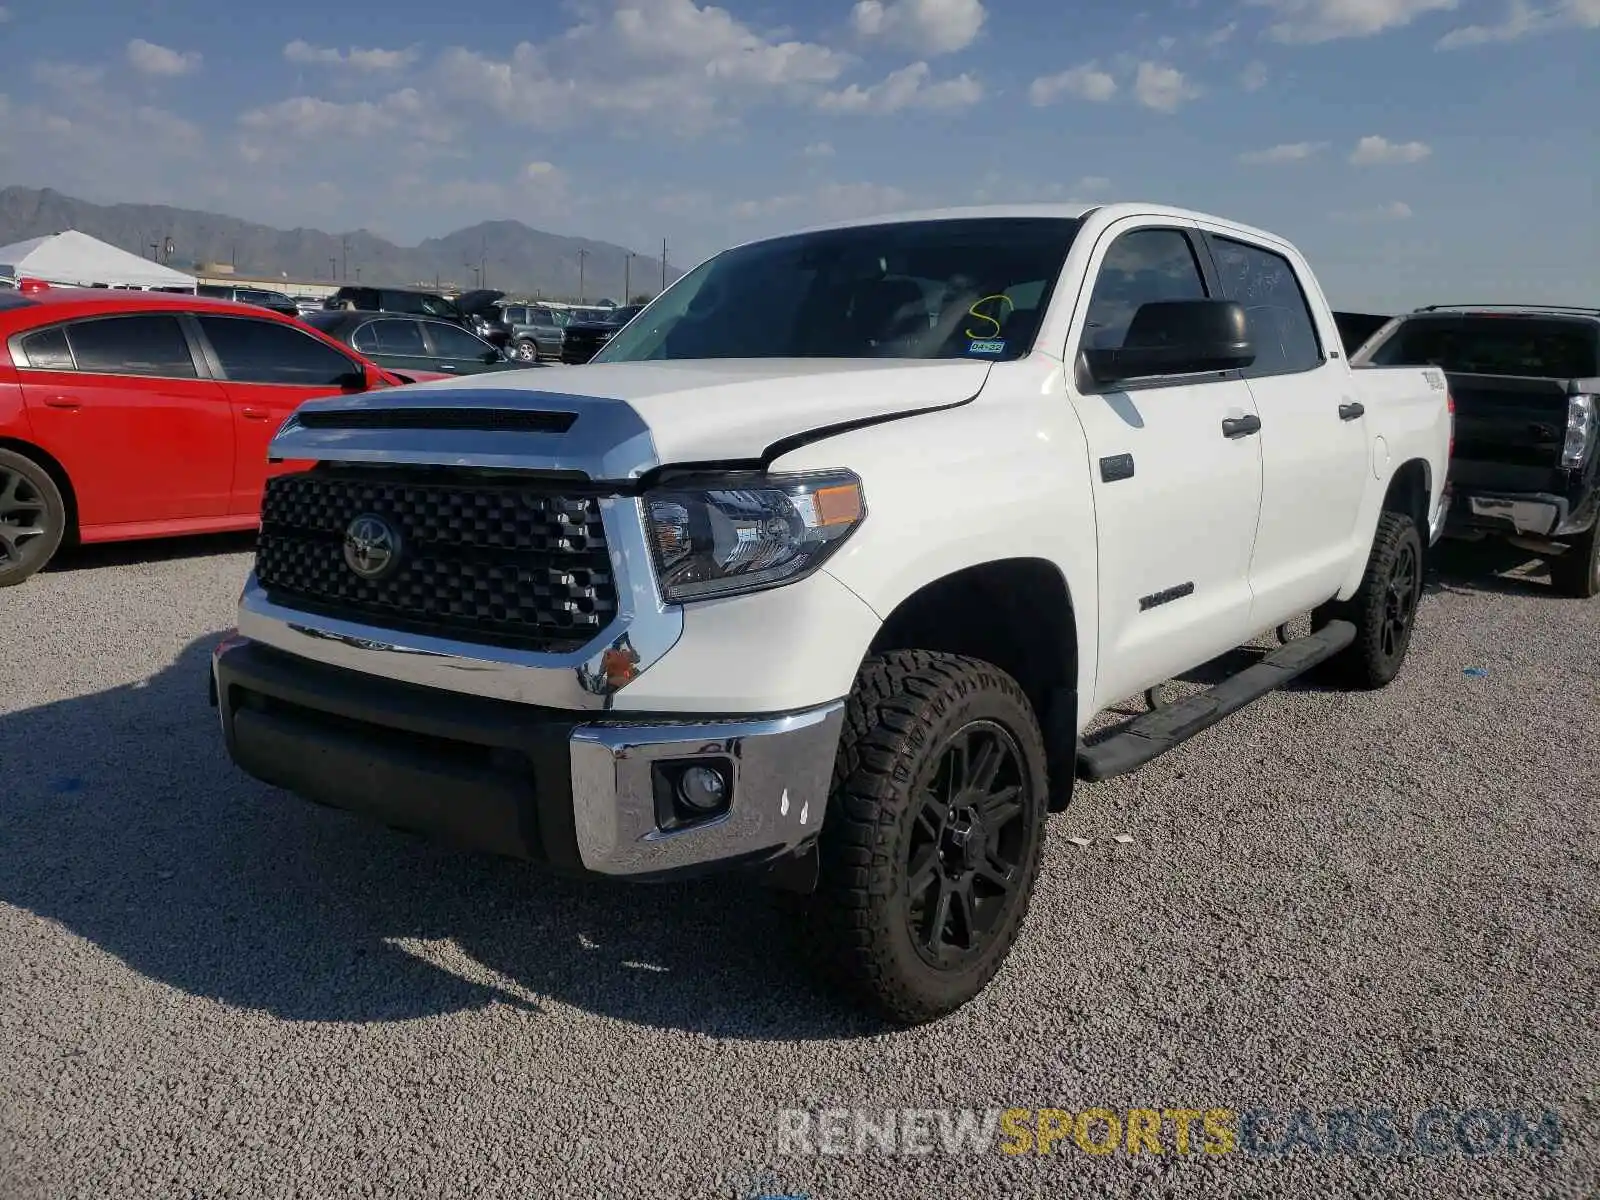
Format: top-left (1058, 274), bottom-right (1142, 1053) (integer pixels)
top-left (368, 318), bottom-right (429, 356)
top-left (67, 315), bottom-right (199, 378)
top-left (196, 315), bottom-right (360, 385)
top-left (1206, 236), bottom-right (1324, 376)
top-left (18, 327), bottom-right (75, 370)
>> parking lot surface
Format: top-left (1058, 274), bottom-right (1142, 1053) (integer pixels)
top-left (2, 535), bottom-right (1596, 1199)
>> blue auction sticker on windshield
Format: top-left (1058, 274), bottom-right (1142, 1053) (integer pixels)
top-left (967, 339), bottom-right (1006, 356)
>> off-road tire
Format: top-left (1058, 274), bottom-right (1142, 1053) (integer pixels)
top-left (1313, 510), bottom-right (1424, 689)
top-left (811, 650), bottom-right (1049, 1025)
top-left (1548, 522), bottom-right (1600, 599)
top-left (0, 448), bottom-right (66, 587)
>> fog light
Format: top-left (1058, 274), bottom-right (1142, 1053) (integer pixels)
top-left (677, 765), bottom-right (728, 812)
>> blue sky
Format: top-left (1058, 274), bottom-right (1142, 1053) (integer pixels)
top-left (0, 0), bottom-right (1594, 309)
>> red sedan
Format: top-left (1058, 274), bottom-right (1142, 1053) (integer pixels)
top-left (0, 282), bottom-right (409, 585)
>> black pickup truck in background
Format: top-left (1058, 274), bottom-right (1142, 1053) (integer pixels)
top-left (1333, 310), bottom-right (1392, 356)
top-left (1354, 304), bottom-right (1600, 597)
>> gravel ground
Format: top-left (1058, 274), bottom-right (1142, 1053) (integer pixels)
top-left (1, 533), bottom-right (1596, 1200)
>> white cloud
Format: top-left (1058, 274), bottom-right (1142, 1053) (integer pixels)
top-left (850, 0), bottom-right (987, 55)
top-left (32, 62), bottom-right (107, 91)
top-left (432, 3), bottom-right (850, 138)
top-left (1240, 60), bottom-right (1269, 90)
top-left (1255, 0), bottom-right (1458, 43)
top-left (729, 180), bottom-right (912, 222)
top-left (1071, 175), bottom-right (1114, 195)
top-left (802, 141), bottom-right (835, 157)
top-left (1202, 21), bottom-right (1240, 45)
top-left (1028, 62), bottom-right (1117, 105)
top-left (1239, 140), bottom-right (1328, 164)
top-left (611, 0), bottom-right (847, 85)
top-left (969, 173), bottom-right (1113, 203)
top-left (1437, 0), bottom-right (1600, 46)
top-left (1133, 62), bottom-right (1201, 112)
top-left (1349, 134), bottom-right (1432, 164)
top-left (237, 89), bottom-right (454, 156)
top-left (817, 61), bottom-right (984, 114)
top-left (1332, 200), bottom-right (1414, 222)
top-left (284, 40), bottom-right (421, 71)
top-left (126, 38), bottom-right (201, 77)
top-left (0, 7), bottom-right (11, 22)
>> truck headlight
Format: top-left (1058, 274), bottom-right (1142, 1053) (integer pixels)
top-left (643, 471), bottom-right (866, 603)
top-left (1563, 394), bottom-right (1596, 469)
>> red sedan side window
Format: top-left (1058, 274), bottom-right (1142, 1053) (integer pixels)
top-left (196, 316), bottom-right (359, 386)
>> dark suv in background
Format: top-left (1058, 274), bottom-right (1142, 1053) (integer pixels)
top-left (197, 284), bottom-right (301, 318)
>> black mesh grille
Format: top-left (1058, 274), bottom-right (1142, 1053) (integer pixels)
top-left (256, 470), bottom-right (618, 652)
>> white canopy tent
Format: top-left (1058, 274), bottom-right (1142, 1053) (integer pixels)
top-left (0, 229), bottom-right (196, 292)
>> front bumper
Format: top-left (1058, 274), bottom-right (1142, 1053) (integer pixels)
top-left (211, 637), bottom-right (844, 880)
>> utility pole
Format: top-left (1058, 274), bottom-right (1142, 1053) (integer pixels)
top-left (661, 238), bottom-right (668, 294)
top-left (329, 257), bottom-right (337, 280)
top-left (577, 249), bottom-right (589, 304)
top-left (480, 236), bottom-right (487, 290)
top-left (624, 253), bottom-right (632, 302)
top-left (341, 237), bottom-right (348, 281)
top-left (150, 240), bottom-right (159, 260)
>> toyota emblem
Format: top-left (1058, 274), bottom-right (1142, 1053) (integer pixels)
top-left (343, 513), bottom-right (401, 581)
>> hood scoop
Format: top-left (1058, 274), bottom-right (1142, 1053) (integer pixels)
top-left (270, 387), bottom-right (659, 480)
top-left (294, 407), bottom-right (578, 434)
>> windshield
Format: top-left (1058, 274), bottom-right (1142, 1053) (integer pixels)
top-left (1365, 315), bottom-right (1599, 379)
top-left (593, 217), bottom-right (1083, 364)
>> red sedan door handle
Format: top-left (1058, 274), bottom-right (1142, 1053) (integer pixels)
top-left (43, 394), bottom-right (81, 409)
top-left (240, 407), bottom-right (270, 421)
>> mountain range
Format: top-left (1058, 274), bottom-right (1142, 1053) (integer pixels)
top-left (0, 186), bottom-right (681, 301)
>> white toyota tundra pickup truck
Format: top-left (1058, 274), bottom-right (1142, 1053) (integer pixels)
top-left (210, 203), bottom-right (1452, 1024)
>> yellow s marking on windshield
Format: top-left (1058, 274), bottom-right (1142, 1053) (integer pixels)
top-left (965, 293), bottom-right (1015, 340)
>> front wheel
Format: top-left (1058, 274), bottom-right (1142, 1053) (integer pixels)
top-left (1548, 522), bottom-right (1600, 599)
top-left (812, 651), bottom-right (1049, 1024)
top-left (511, 338), bottom-right (539, 363)
top-left (1314, 510), bottom-right (1424, 689)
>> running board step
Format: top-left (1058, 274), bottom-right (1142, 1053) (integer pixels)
top-left (1076, 620), bottom-right (1356, 782)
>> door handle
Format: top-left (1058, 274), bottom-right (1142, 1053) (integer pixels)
top-left (1221, 414), bottom-right (1262, 439)
top-left (1339, 402), bottom-right (1366, 421)
top-left (437, 363), bottom-right (459, 371)
top-left (240, 407), bottom-right (270, 421)
top-left (42, 394), bottom-right (81, 409)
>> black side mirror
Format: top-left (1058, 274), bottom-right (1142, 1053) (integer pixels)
top-left (337, 369), bottom-right (370, 392)
top-left (483, 348), bottom-right (503, 364)
top-left (1083, 299), bottom-right (1255, 386)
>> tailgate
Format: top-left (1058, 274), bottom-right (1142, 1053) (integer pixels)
top-left (1446, 373), bottom-right (1571, 469)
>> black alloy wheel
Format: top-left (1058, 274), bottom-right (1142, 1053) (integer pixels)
top-left (1380, 537), bottom-right (1420, 662)
top-left (905, 721), bottom-right (1030, 970)
top-left (812, 651), bottom-right (1049, 1024)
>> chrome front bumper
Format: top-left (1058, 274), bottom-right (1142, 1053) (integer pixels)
top-left (211, 635), bottom-right (844, 879)
top-left (569, 705), bottom-right (844, 876)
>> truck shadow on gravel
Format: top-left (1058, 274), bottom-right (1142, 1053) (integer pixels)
top-left (0, 635), bottom-right (871, 1040)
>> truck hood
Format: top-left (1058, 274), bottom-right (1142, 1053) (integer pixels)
top-left (273, 358), bottom-right (993, 479)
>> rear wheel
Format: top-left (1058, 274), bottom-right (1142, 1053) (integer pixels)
top-left (811, 651), bottom-right (1049, 1024)
top-left (1548, 522), bottom-right (1600, 599)
top-left (1314, 510), bottom-right (1423, 689)
top-left (0, 449), bottom-right (67, 587)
